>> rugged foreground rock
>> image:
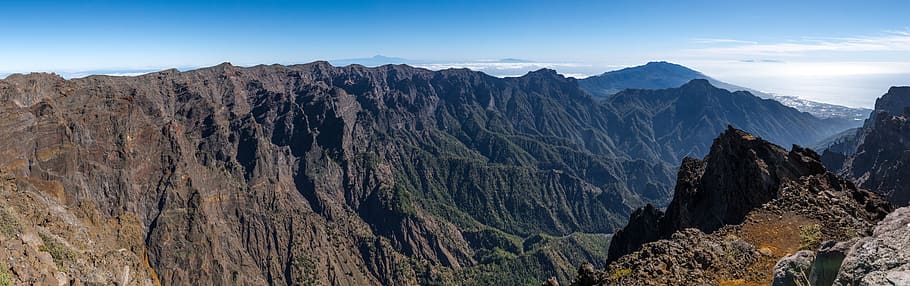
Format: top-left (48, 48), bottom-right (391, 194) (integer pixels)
top-left (0, 169), bottom-right (157, 285)
top-left (572, 127), bottom-right (892, 285)
top-left (773, 206), bottom-right (910, 286)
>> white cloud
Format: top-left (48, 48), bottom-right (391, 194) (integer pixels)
top-left (693, 60), bottom-right (910, 77)
top-left (414, 62), bottom-right (587, 71)
top-left (682, 60), bottom-right (910, 108)
top-left (413, 61), bottom-right (605, 78)
top-left (688, 31), bottom-right (910, 57)
top-left (690, 38), bottom-right (758, 45)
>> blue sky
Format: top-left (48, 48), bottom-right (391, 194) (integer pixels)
top-left (2, 0), bottom-right (909, 107)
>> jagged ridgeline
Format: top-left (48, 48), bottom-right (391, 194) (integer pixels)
top-left (572, 127), bottom-right (892, 285)
top-left (0, 62), bottom-right (852, 285)
top-left (821, 86), bottom-right (910, 206)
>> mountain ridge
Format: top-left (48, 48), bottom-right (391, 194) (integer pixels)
top-left (0, 61), bottom-right (880, 285)
top-left (0, 62), bottom-right (673, 285)
top-left (579, 61), bottom-right (872, 121)
top-left (823, 86), bottom-right (910, 206)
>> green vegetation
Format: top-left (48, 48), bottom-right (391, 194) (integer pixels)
top-left (799, 224), bottom-right (822, 250)
top-left (38, 232), bottom-right (77, 270)
top-left (0, 207), bottom-right (19, 238)
top-left (0, 262), bottom-right (12, 286)
top-left (455, 232), bottom-right (611, 285)
top-left (292, 255), bottom-right (318, 285)
top-left (611, 268), bottom-right (632, 279)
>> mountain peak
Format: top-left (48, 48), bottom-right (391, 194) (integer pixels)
top-left (683, 78), bottom-right (712, 86)
top-left (875, 86), bottom-right (910, 115)
top-left (643, 61), bottom-right (685, 68)
top-left (717, 125), bottom-right (754, 141)
top-left (607, 127), bottom-right (831, 262)
top-left (524, 68), bottom-right (562, 77)
top-left (887, 86), bottom-right (910, 93)
top-left (679, 78), bottom-right (716, 90)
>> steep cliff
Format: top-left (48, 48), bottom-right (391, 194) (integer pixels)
top-left (824, 86), bottom-right (910, 206)
top-left (575, 127), bottom-right (891, 285)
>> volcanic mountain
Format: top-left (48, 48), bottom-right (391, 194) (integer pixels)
top-left (0, 62), bottom-right (868, 285)
top-left (579, 61), bottom-right (871, 122)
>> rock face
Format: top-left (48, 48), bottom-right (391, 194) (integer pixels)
top-left (574, 127), bottom-right (892, 286)
top-left (824, 86), bottom-right (910, 206)
top-left (607, 126), bottom-right (828, 262)
top-left (871, 86), bottom-right (910, 116)
top-left (835, 206), bottom-right (910, 285)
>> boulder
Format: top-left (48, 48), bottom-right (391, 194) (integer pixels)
top-left (808, 239), bottom-right (856, 286)
top-left (835, 207), bottom-right (910, 285)
top-left (772, 250), bottom-right (815, 286)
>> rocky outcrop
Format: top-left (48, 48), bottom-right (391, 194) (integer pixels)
top-left (604, 204), bottom-right (662, 264)
top-left (809, 239), bottom-right (856, 286)
top-left (842, 107), bottom-right (910, 206)
top-left (772, 250), bottom-right (815, 286)
top-left (871, 86), bottom-right (910, 117)
top-left (834, 206), bottom-right (910, 285)
top-left (607, 126), bottom-right (828, 262)
top-left (573, 128), bottom-right (892, 286)
top-left (598, 229), bottom-right (758, 286)
top-left (770, 207), bottom-right (910, 286)
top-left (0, 62), bottom-right (890, 285)
top-left (0, 168), bottom-right (157, 285)
top-left (824, 86), bottom-right (910, 206)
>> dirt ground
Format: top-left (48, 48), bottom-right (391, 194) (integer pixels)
top-left (716, 211), bottom-right (819, 286)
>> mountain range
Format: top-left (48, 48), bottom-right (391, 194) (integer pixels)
top-left (0, 62), bottom-right (879, 285)
top-left (572, 85), bottom-right (910, 286)
top-left (578, 61), bottom-right (872, 121)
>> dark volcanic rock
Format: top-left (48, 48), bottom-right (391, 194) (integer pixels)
top-left (872, 86), bottom-right (910, 117)
top-left (585, 229), bottom-right (759, 286)
top-left (604, 204), bottom-right (663, 263)
top-left (577, 128), bottom-right (891, 286)
top-left (607, 126), bottom-right (827, 262)
top-left (827, 86), bottom-right (910, 206)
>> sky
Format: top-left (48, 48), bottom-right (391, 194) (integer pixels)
top-left (1, 0), bottom-right (909, 107)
